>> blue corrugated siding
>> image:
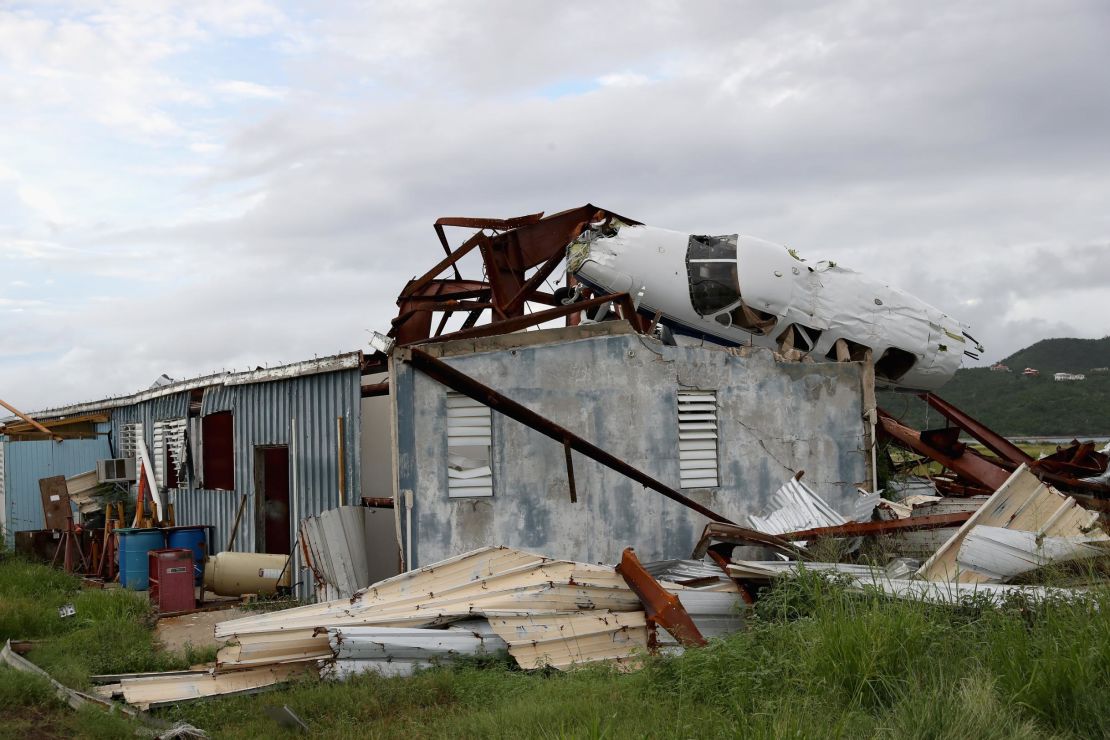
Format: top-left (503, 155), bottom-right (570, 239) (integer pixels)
top-left (178, 369), bottom-right (362, 597)
top-left (179, 370), bottom-right (361, 555)
top-left (2, 434), bottom-right (112, 547)
top-left (1, 369), bottom-right (359, 598)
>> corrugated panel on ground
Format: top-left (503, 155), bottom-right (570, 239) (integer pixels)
top-left (678, 390), bottom-right (718, 488)
top-left (1, 436), bottom-right (112, 546)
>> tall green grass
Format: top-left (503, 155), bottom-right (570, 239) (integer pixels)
top-left (161, 571), bottom-right (1110, 739)
top-left (3, 554), bottom-right (1109, 738)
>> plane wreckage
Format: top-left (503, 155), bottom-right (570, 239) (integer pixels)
top-left (386, 205), bottom-right (981, 392)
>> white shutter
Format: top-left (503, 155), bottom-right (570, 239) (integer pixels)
top-left (153, 419), bottom-right (187, 488)
top-left (678, 390), bottom-right (719, 488)
top-left (446, 392), bottom-right (493, 497)
top-left (120, 422), bottom-right (144, 462)
top-left (152, 422), bottom-right (166, 488)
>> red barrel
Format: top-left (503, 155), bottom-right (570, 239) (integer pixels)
top-left (148, 548), bottom-right (195, 614)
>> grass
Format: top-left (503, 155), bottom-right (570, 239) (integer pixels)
top-left (3, 554), bottom-right (1110, 738)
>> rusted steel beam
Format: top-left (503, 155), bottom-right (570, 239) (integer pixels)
top-left (406, 293), bottom-right (633, 347)
top-left (776, 512), bottom-right (972, 541)
top-left (918, 393), bottom-right (1032, 465)
top-left (402, 233), bottom-right (490, 302)
top-left (616, 547), bottom-right (707, 648)
top-left (434, 213), bottom-right (546, 232)
top-left (691, 522), bottom-right (812, 560)
top-left (877, 410), bottom-right (1011, 491)
top-left (401, 346), bottom-right (735, 524)
top-left (564, 443), bottom-right (577, 503)
top-left (361, 381), bottom-right (389, 398)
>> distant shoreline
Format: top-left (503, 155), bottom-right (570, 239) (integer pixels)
top-left (1006, 436), bottom-right (1109, 444)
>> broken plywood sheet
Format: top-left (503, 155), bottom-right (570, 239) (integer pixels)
top-left (956, 526), bottom-right (1110, 582)
top-left (485, 610), bottom-right (648, 671)
top-left (917, 465), bottom-right (1107, 583)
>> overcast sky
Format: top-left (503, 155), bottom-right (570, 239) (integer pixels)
top-left (2, 1), bottom-right (1109, 411)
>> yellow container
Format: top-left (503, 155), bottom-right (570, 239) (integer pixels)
top-left (203, 552), bottom-right (292, 596)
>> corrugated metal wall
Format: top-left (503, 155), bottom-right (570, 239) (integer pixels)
top-left (1, 433), bottom-right (112, 547)
top-left (2, 369), bottom-right (360, 597)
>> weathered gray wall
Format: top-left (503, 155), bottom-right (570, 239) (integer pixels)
top-left (393, 325), bottom-right (871, 567)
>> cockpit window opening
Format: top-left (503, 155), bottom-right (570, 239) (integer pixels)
top-left (687, 234), bottom-right (741, 316)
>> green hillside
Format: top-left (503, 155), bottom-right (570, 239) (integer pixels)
top-left (878, 337), bottom-right (1110, 437)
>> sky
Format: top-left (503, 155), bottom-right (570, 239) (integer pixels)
top-left (2, 1), bottom-right (1109, 411)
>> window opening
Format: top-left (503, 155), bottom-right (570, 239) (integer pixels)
top-left (875, 347), bottom-right (918, 382)
top-left (686, 234), bottom-right (740, 315)
top-left (201, 411), bottom-right (235, 490)
top-left (776, 324), bottom-right (823, 354)
top-left (824, 338), bottom-right (871, 363)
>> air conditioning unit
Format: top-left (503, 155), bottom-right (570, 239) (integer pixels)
top-left (97, 458), bottom-right (137, 483)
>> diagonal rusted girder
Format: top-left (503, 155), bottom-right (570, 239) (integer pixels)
top-left (918, 393), bottom-right (1032, 465)
top-left (877, 409), bottom-right (1011, 491)
top-left (616, 547), bottom-right (706, 648)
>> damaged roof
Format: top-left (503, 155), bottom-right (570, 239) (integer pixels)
top-left (1, 351), bottom-right (363, 426)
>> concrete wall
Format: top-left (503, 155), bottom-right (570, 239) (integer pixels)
top-left (392, 323), bottom-right (871, 567)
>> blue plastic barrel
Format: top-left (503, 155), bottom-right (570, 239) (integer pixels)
top-left (117, 528), bottom-right (165, 590)
top-left (166, 526), bottom-right (210, 585)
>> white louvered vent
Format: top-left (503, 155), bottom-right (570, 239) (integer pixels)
top-left (446, 391), bottom-right (493, 497)
top-left (678, 390), bottom-right (719, 488)
top-left (120, 422), bottom-right (144, 462)
top-left (153, 419), bottom-right (187, 488)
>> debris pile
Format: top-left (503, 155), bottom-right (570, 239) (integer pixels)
top-left (96, 546), bottom-right (744, 706)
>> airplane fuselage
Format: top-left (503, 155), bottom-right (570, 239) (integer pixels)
top-left (567, 224), bottom-right (980, 391)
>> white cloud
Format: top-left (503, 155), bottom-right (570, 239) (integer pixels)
top-left (215, 79), bottom-right (288, 100)
top-left (1, 1), bottom-right (1109, 411)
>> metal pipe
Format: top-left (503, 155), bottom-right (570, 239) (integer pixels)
top-left (400, 347), bottom-right (735, 524)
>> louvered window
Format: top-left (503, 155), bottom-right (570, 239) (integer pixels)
top-left (678, 390), bottom-right (719, 488)
top-left (120, 422), bottom-right (144, 462)
top-left (446, 391), bottom-right (493, 497)
top-left (153, 420), bottom-right (187, 489)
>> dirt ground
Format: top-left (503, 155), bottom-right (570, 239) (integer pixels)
top-left (155, 607), bottom-right (248, 655)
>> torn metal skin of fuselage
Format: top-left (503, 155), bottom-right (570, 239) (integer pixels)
top-left (566, 220), bottom-right (982, 392)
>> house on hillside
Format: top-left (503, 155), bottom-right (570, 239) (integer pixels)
top-left (990, 363), bottom-right (1011, 372)
top-left (1022, 367), bottom-right (1040, 377)
top-left (1054, 372), bottom-right (1086, 381)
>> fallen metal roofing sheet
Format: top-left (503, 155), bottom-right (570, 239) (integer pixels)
top-left (485, 610), bottom-right (648, 671)
top-left (917, 465), bottom-right (1107, 583)
top-left (956, 525), bottom-right (1109, 582)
